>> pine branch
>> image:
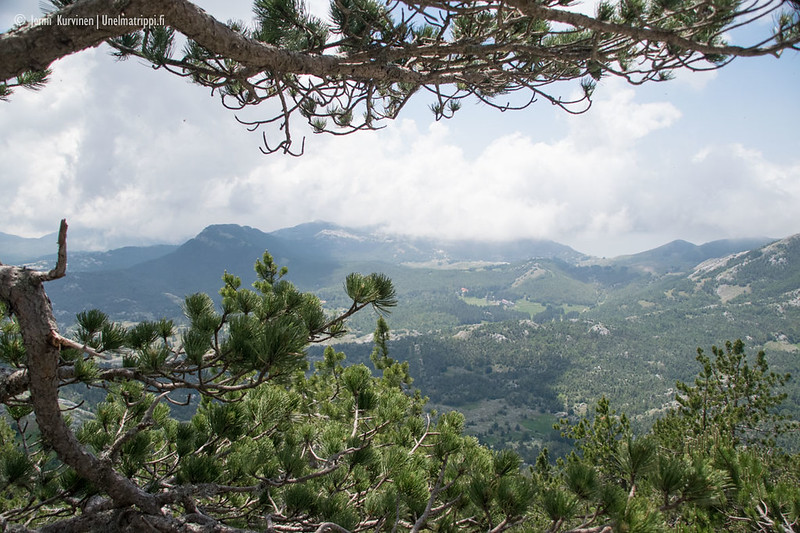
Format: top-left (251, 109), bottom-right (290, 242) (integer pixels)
top-left (0, 220), bottom-right (162, 515)
top-left (411, 455), bottom-right (449, 533)
top-left (102, 391), bottom-right (169, 463)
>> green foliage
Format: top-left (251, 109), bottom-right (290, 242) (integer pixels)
top-left (557, 396), bottom-right (630, 469)
top-left (0, 449), bottom-right (33, 487)
top-left (255, 0), bottom-right (328, 51)
top-left (330, 0), bottom-right (396, 51)
top-left (370, 316), bottom-right (412, 388)
top-left (541, 487), bottom-right (577, 522)
top-left (1, 281), bottom-right (534, 532)
top-left (613, 436), bottom-right (656, 488)
top-left (4, 230), bottom-right (800, 532)
top-left (0, 315), bottom-right (24, 367)
top-left (533, 343), bottom-right (800, 532)
top-left (656, 339), bottom-right (794, 450)
top-left (4, 252), bottom-right (536, 530)
top-left (0, 69), bottom-right (52, 101)
top-left (344, 272), bottom-right (398, 314)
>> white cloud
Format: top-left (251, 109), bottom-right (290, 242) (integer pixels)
top-left (1, 11), bottom-right (798, 258)
top-left (567, 83), bottom-right (682, 146)
top-left (673, 144), bottom-right (800, 239)
top-left (673, 67), bottom-right (718, 91)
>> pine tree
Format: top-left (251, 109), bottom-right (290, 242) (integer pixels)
top-left (532, 340), bottom-right (799, 533)
top-left (2, 0), bottom-right (798, 153)
top-left (656, 339), bottom-right (793, 450)
top-left (0, 223), bottom-right (534, 532)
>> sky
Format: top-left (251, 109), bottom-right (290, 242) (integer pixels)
top-left (1, 1), bottom-right (799, 258)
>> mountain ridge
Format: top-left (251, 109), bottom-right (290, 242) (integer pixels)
top-left (607, 236), bottom-right (774, 274)
top-left (4, 223), bottom-right (799, 460)
top-left (0, 230), bottom-right (59, 264)
top-left (15, 221), bottom-right (789, 327)
top-left (1, 221), bottom-right (781, 266)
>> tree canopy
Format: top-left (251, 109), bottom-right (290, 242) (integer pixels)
top-left (2, 0), bottom-right (798, 153)
top-left (3, 0), bottom-right (800, 530)
top-left (0, 224), bottom-right (537, 532)
top-left (1, 222), bottom-right (799, 532)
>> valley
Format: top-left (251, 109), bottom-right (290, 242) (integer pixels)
top-left (3, 222), bottom-right (799, 460)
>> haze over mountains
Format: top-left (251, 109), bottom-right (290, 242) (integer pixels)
top-left (0, 231), bottom-right (65, 265)
top-left (4, 221), bottom-right (584, 269)
top-left (3, 221), bottom-right (777, 275)
top-left (0, 221), bottom-right (782, 324)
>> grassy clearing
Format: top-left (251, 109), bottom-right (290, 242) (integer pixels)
top-left (435, 398), bottom-right (558, 439)
top-left (520, 414), bottom-right (558, 435)
top-left (460, 295), bottom-right (587, 319)
top-left (764, 340), bottom-right (799, 353)
top-left (562, 304), bottom-right (590, 314)
top-left (461, 296), bottom-right (496, 307)
top-left (514, 300), bottom-right (546, 317)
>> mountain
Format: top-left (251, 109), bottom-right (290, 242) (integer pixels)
top-left (0, 231), bottom-right (59, 264)
top-left (6, 221), bottom-right (765, 274)
top-left (321, 233), bottom-right (800, 460)
top-left (0, 227), bottom-right (175, 266)
top-left (688, 233), bottom-right (800, 305)
top-left (29, 222), bottom-right (582, 323)
top-left (44, 224), bottom-right (388, 322)
top-left (5, 221), bottom-right (585, 267)
top-left (44, 224), bottom-right (329, 322)
top-left (5, 221), bottom-right (792, 331)
top-left (22, 245), bottom-right (179, 273)
top-left (8, 222), bottom-right (800, 461)
top-left (607, 237), bottom-right (773, 275)
top-left (269, 221), bottom-right (586, 264)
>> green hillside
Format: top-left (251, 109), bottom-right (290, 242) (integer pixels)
top-left (313, 234), bottom-right (800, 461)
top-left (9, 223), bottom-right (799, 460)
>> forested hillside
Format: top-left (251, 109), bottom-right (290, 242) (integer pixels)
top-left (7, 223), bottom-right (798, 463)
top-left (310, 232), bottom-right (800, 461)
top-left (4, 0), bottom-right (799, 527)
top-left (3, 231), bottom-right (799, 532)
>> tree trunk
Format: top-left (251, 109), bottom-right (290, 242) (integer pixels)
top-left (0, 221), bottom-right (160, 514)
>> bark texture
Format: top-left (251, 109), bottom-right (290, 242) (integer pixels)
top-left (0, 0), bottom-right (430, 84)
top-left (0, 221), bottom-right (160, 515)
top-left (2, 0), bottom-right (797, 85)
